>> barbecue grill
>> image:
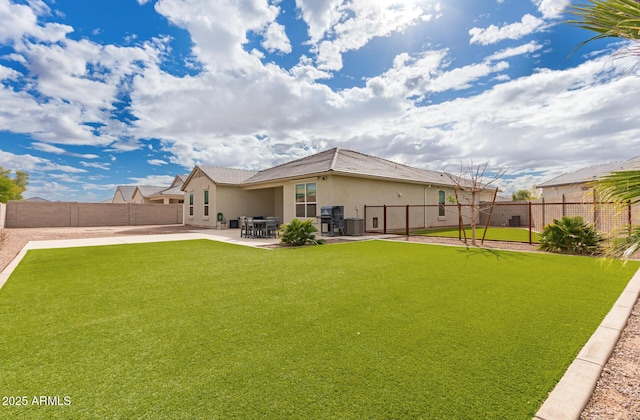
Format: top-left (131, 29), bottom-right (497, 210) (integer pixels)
top-left (320, 205), bottom-right (344, 237)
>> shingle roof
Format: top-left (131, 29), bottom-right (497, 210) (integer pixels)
top-left (158, 185), bottom-right (184, 196)
top-left (537, 156), bottom-right (640, 188)
top-left (244, 148), bottom-right (456, 186)
top-left (200, 166), bottom-right (258, 184)
top-left (136, 186), bottom-right (167, 197)
top-left (182, 166), bottom-right (258, 190)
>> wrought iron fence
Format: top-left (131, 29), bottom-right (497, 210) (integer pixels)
top-left (364, 201), bottom-right (634, 244)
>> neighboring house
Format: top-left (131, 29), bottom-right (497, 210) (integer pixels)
top-left (536, 156), bottom-right (640, 232)
top-left (113, 175), bottom-right (188, 204)
top-left (537, 156), bottom-right (640, 202)
top-left (112, 186), bottom-right (137, 203)
top-left (182, 147), bottom-right (489, 229)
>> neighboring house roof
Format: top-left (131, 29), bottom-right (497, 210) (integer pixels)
top-left (24, 197), bottom-right (50, 202)
top-left (113, 186), bottom-right (137, 203)
top-left (136, 185), bottom-right (186, 200)
top-left (135, 186), bottom-right (167, 198)
top-left (158, 185), bottom-right (184, 196)
top-left (244, 148), bottom-right (457, 186)
top-left (171, 174), bottom-right (189, 188)
top-left (182, 167), bottom-right (258, 190)
top-left (537, 156), bottom-right (640, 188)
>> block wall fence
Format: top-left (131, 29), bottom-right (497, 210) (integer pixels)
top-left (3, 201), bottom-right (183, 228)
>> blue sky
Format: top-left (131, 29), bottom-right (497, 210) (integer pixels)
top-left (0, 0), bottom-right (636, 202)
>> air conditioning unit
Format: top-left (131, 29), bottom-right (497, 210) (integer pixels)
top-left (344, 218), bottom-right (364, 236)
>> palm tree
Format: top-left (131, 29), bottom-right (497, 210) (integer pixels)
top-left (569, 0), bottom-right (640, 258)
top-left (569, 0), bottom-right (640, 45)
top-left (593, 170), bottom-right (640, 258)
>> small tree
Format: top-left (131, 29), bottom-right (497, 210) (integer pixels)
top-left (512, 188), bottom-right (538, 201)
top-left (0, 167), bottom-right (29, 202)
top-left (447, 161), bottom-right (507, 246)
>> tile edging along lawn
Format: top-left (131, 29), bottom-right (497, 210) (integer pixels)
top-left (533, 267), bottom-right (640, 420)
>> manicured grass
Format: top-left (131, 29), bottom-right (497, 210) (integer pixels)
top-left (0, 240), bottom-right (637, 418)
top-left (413, 226), bottom-right (542, 243)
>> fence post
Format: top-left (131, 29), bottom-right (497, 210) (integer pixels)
top-left (364, 205), bottom-right (367, 233)
top-left (383, 205), bottom-right (387, 234)
top-left (406, 205), bottom-right (410, 236)
top-left (593, 188), bottom-right (598, 230)
top-left (528, 201), bottom-right (532, 245)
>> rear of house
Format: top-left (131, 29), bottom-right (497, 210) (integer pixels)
top-left (181, 148), bottom-right (487, 232)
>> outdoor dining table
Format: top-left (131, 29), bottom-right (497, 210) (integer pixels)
top-left (251, 219), bottom-right (267, 238)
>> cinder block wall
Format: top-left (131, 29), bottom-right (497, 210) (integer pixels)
top-left (5, 202), bottom-right (183, 228)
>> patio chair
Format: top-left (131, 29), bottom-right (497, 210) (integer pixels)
top-left (240, 217), bottom-right (249, 238)
top-left (245, 217), bottom-right (255, 238)
top-left (266, 217), bottom-right (279, 238)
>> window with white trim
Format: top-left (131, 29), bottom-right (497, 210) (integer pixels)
top-left (189, 191), bottom-right (194, 216)
top-left (438, 190), bottom-right (446, 217)
top-left (204, 190), bottom-right (209, 217)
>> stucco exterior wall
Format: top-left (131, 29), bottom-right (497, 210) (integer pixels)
top-left (183, 174), bottom-right (280, 228)
top-left (112, 190), bottom-right (126, 204)
top-left (541, 184), bottom-right (594, 201)
top-left (218, 185), bottom-right (278, 221)
top-left (279, 175), bottom-right (465, 231)
top-left (132, 190), bottom-right (152, 204)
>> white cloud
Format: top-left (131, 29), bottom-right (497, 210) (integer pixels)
top-left (128, 174), bottom-right (176, 185)
top-left (0, 64), bottom-right (20, 80)
top-left (0, 149), bottom-right (87, 173)
top-left (80, 161), bottom-right (111, 170)
top-left (305, 0), bottom-right (440, 71)
top-left (31, 142), bottom-right (100, 159)
top-left (488, 41), bottom-right (543, 61)
top-left (0, 29), bottom-right (164, 146)
top-left (534, 0), bottom-right (571, 19)
top-left (147, 159), bottom-right (168, 166)
top-left (154, 0), bottom-right (282, 71)
top-left (469, 14), bottom-right (544, 45)
top-left (261, 21), bottom-right (292, 53)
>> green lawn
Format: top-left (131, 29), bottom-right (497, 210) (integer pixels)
top-left (0, 240), bottom-right (637, 419)
top-left (413, 226), bottom-right (542, 243)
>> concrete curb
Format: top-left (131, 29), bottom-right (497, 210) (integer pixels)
top-left (534, 267), bottom-right (640, 420)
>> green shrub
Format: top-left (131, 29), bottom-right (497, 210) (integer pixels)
top-left (279, 218), bottom-right (324, 246)
top-left (539, 216), bottom-right (602, 255)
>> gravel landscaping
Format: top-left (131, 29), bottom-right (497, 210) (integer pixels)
top-left (0, 225), bottom-right (637, 418)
